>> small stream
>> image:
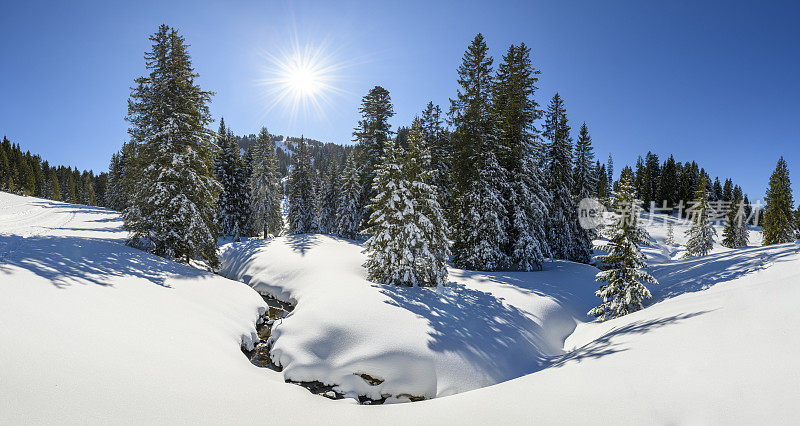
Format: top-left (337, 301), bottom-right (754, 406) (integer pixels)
top-left (241, 291), bottom-right (423, 404)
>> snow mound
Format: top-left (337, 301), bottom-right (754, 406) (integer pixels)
top-left (0, 192), bottom-right (271, 423)
top-left (220, 234), bottom-right (599, 400)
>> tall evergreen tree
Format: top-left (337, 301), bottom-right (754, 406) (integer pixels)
top-left (364, 123), bottom-right (449, 286)
top-left (287, 137), bottom-right (318, 234)
top-left (336, 153), bottom-right (362, 239)
top-left (658, 155), bottom-right (678, 208)
top-left (572, 122), bottom-right (596, 200)
top-left (214, 119), bottom-right (250, 240)
top-left (493, 42), bottom-right (549, 270)
top-left (684, 175), bottom-right (717, 257)
top-left (122, 25), bottom-right (220, 265)
top-left (589, 172), bottom-right (657, 320)
top-left (762, 157), bottom-right (796, 245)
top-left (721, 193), bottom-right (749, 248)
top-left (543, 93), bottom-right (590, 263)
top-left (249, 127), bottom-right (283, 237)
top-left (317, 162), bottom-right (339, 234)
top-left (353, 85), bottom-right (395, 218)
top-left (420, 102), bottom-right (452, 217)
top-left (449, 34), bottom-right (507, 270)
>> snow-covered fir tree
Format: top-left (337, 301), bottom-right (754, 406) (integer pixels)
top-left (336, 153), bottom-right (362, 239)
top-left (287, 137), bottom-right (318, 234)
top-left (493, 42), bottom-right (549, 270)
top-left (213, 118), bottom-right (250, 240)
top-left (762, 157), bottom-right (796, 245)
top-left (317, 161), bottom-right (339, 234)
top-left (665, 221), bottom-right (675, 246)
top-left (543, 93), bottom-right (591, 263)
top-left (589, 171), bottom-right (657, 320)
top-left (420, 102), bottom-right (453, 218)
top-left (353, 85), bottom-right (395, 222)
top-left (363, 123), bottom-right (449, 286)
top-left (249, 127), bottom-right (283, 237)
top-left (684, 175), bottom-right (717, 257)
top-left (449, 33), bottom-right (508, 270)
top-left (572, 122), bottom-right (596, 200)
top-left (122, 25), bottom-right (220, 266)
top-left (80, 172), bottom-right (96, 206)
top-left (721, 192), bottom-right (749, 248)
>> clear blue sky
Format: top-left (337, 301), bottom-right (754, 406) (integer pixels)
top-left (1, 0), bottom-right (798, 201)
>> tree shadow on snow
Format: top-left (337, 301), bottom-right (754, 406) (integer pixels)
top-left (649, 244), bottom-right (798, 300)
top-left (545, 310), bottom-right (710, 368)
top-left (0, 234), bottom-right (205, 288)
top-left (284, 234), bottom-right (322, 255)
top-left (378, 283), bottom-right (555, 383)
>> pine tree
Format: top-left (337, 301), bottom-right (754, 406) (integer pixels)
top-left (449, 34), bottom-right (507, 270)
top-left (572, 122), bottom-right (596, 200)
top-left (80, 172), bottom-right (96, 206)
top-left (493, 42), bottom-right (549, 270)
top-left (353, 85), bottom-right (395, 219)
top-left (665, 221), bottom-right (675, 246)
top-left (287, 137), bottom-right (318, 234)
top-left (543, 93), bottom-right (591, 263)
top-left (420, 102), bottom-right (452, 217)
top-left (684, 175), bottom-right (717, 257)
top-left (122, 25), bottom-right (220, 266)
top-left (249, 127), bottom-right (283, 237)
top-left (336, 153), bottom-right (362, 239)
top-left (721, 193), bottom-right (749, 248)
top-left (607, 154), bottom-right (614, 191)
top-left (762, 157), bottom-right (796, 245)
top-left (658, 155), bottom-right (678, 208)
top-left (364, 123), bottom-right (450, 286)
top-left (67, 171), bottom-right (78, 204)
top-left (48, 168), bottom-right (60, 200)
top-left (589, 172), bottom-right (657, 320)
top-left (214, 119), bottom-right (250, 240)
top-left (317, 162), bottom-right (339, 234)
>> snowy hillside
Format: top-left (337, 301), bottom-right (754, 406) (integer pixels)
top-left (2, 191), bottom-right (800, 423)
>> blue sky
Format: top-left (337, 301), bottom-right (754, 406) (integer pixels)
top-left (0, 0), bottom-right (798, 200)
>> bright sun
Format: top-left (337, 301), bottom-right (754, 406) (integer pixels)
top-left (286, 63), bottom-right (321, 97)
top-left (258, 39), bottom-right (348, 121)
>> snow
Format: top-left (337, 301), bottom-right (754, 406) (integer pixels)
top-left (2, 191), bottom-right (800, 423)
top-left (220, 234), bottom-right (598, 400)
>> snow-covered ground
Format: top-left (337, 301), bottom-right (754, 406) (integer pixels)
top-left (220, 235), bottom-right (598, 401)
top-left (3, 191), bottom-right (800, 423)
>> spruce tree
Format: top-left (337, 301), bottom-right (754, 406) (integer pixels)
top-left (684, 175), bottom-right (717, 257)
top-left (122, 25), bottom-right (220, 266)
top-left (287, 137), bottom-right (318, 234)
top-left (249, 127), bottom-right (283, 237)
top-left (721, 193), bottom-right (749, 248)
top-left (493, 42), bottom-right (549, 270)
top-left (449, 34), bottom-right (507, 270)
top-left (573, 122), bottom-right (596, 200)
top-left (762, 157), bottom-right (796, 245)
top-left (543, 93), bottom-right (590, 263)
top-left (336, 152), bottom-right (362, 239)
top-left (353, 85), bottom-right (395, 218)
top-left (317, 162), bottom-right (339, 234)
top-left (214, 119), bottom-right (250, 240)
top-left (589, 172), bottom-right (657, 320)
top-left (420, 102), bottom-right (452, 217)
top-left (364, 123), bottom-right (450, 286)
top-left (665, 221), bottom-right (675, 246)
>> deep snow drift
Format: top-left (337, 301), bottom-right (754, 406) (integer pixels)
top-left (3, 191), bottom-right (800, 424)
top-left (220, 235), bottom-right (598, 401)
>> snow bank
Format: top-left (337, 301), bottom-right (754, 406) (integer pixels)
top-left (4, 191), bottom-right (799, 424)
top-left (220, 234), bottom-right (599, 400)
